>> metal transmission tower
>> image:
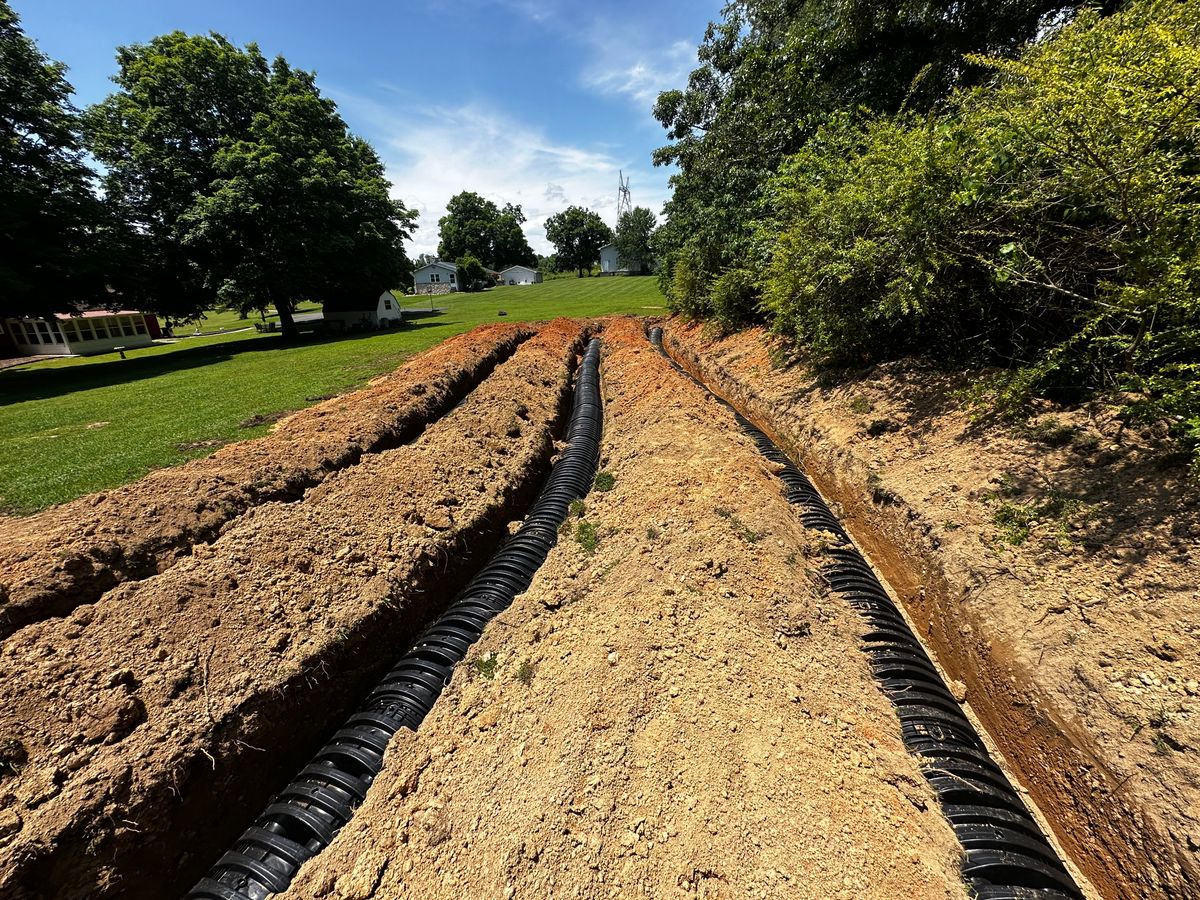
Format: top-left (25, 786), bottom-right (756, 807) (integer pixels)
top-left (616, 170), bottom-right (632, 222)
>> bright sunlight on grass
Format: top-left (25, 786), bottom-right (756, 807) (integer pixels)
top-left (0, 277), bottom-right (663, 512)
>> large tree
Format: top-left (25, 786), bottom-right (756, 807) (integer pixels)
top-left (652, 0), bottom-right (1115, 316)
top-left (85, 32), bottom-right (414, 336)
top-left (544, 206), bottom-right (612, 277)
top-left (179, 58), bottom-right (414, 336)
top-left (437, 191), bottom-right (535, 270)
top-left (0, 0), bottom-right (110, 319)
top-left (614, 206), bottom-right (656, 274)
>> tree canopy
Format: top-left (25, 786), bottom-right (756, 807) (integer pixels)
top-left (85, 32), bottom-right (414, 336)
top-left (544, 206), bottom-right (612, 277)
top-left (0, 0), bottom-right (112, 319)
top-left (651, 0), bottom-right (1107, 314)
top-left (437, 191), bottom-right (536, 270)
top-left (614, 206), bottom-right (656, 274)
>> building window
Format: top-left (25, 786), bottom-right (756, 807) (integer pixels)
top-left (79, 320), bottom-right (95, 340)
top-left (430, 273), bottom-right (441, 283)
top-left (134, 319), bottom-right (147, 334)
top-left (93, 320), bottom-right (108, 339)
top-left (383, 297), bottom-right (392, 310)
top-left (121, 317), bottom-right (136, 337)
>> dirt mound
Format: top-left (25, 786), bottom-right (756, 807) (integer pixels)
top-left (277, 317), bottom-right (967, 900)
top-left (663, 319), bottom-right (1200, 900)
top-left (0, 320), bottom-right (586, 900)
top-left (0, 322), bottom-right (535, 640)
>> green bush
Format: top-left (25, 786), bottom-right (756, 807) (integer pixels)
top-left (710, 268), bottom-right (759, 329)
top-left (666, 246), bottom-right (711, 320)
top-left (760, 0), bottom-right (1200, 467)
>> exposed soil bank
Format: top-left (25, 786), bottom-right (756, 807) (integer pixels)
top-left (663, 319), bottom-right (1200, 900)
top-left (0, 323), bottom-right (535, 640)
top-left (0, 320), bottom-right (585, 900)
top-left (278, 317), bottom-right (967, 900)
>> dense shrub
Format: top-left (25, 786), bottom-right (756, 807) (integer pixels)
top-left (710, 268), bottom-right (760, 330)
top-left (760, 0), bottom-right (1200, 465)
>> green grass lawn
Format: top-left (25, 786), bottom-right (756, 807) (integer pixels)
top-left (0, 276), bottom-right (663, 512)
top-left (175, 301), bottom-right (324, 334)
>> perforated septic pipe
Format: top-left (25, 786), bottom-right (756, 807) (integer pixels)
top-left (646, 326), bottom-right (1083, 900)
top-left (187, 338), bottom-right (604, 900)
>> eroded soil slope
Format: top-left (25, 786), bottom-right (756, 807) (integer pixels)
top-left (664, 320), bottom-right (1199, 900)
top-left (278, 317), bottom-right (967, 900)
top-left (0, 322), bottom-right (534, 638)
top-left (0, 320), bottom-right (584, 900)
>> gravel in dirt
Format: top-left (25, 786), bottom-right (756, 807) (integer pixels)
top-left (0, 319), bottom-right (585, 900)
top-left (277, 317), bottom-right (967, 900)
top-left (0, 322), bottom-right (535, 640)
top-left (664, 319), bottom-right (1199, 900)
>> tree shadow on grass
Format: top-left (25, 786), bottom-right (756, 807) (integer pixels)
top-left (0, 320), bottom-right (450, 407)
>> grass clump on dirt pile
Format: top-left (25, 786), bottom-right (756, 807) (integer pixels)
top-left (0, 279), bottom-right (663, 512)
top-left (672, 1), bottom-right (1200, 474)
top-left (574, 520), bottom-right (600, 554)
top-left (593, 471), bottom-right (616, 492)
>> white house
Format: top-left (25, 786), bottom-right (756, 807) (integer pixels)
top-left (498, 265), bottom-right (542, 285)
top-left (413, 261), bottom-right (460, 295)
top-left (322, 292), bottom-right (401, 330)
top-left (1, 310), bottom-right (160, 357)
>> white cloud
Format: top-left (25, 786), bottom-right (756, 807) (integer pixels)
top-left (332, 91), bottom-right (671, 257)
top-left (582, 39), bottom-right (696, 109)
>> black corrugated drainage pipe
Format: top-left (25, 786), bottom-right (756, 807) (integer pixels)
top-left (188, 337), bottom-right (605, 900)
top-left (647, 326), bottom-right (1083, 900)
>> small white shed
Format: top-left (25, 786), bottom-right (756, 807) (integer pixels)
top-left (599, 243), bottom-right (628, 275)
top-left (322, 292), bottom-right (401, 330)
top-left (498, 265), bottom-right (542, 285)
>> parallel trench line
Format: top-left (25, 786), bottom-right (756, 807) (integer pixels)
top-left (647, 326), bottom-right (1084, 900)
top-left (0, 326), bottom-right (537, 642)
top-left (187, 337), bottom-right (605, 900)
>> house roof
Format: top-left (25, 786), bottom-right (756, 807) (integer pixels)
top-left (52, 310), bottom-right (146, 320)
top-left (414, 261), bottom-right (457, 273)
top-left (499, 265), bottom-right (537, 274)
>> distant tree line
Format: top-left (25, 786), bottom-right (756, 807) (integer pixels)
top-left (0, 2), bottom-right (415, 338)
top-left (654, 0), bottom-right (1200, 471)
top-left (433, 189), bottom-right (659, 281)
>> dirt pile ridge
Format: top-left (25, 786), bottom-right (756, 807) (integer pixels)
top-left (0, 322), bottom-right (535, 639)
top-left (663, 319), bottom-right (1200, 900)
top-left (0, 319), bottom-right (586, 900)
top-left (277, 317), bottom-right (966, 900)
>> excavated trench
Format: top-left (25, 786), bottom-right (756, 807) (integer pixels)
top-left (0, 323), bottom-right (536, 640)
top-left (187, 338), bottom-right (605, 899)
top-left (0, 322), bottom-right (587, 900)
top-left (648, 327), bottom-right (1086, 900)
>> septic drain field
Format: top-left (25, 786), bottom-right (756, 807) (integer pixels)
top-left (0, 315), bottom-right (1194, 899)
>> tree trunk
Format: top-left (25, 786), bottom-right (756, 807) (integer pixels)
top-left (275, 301), bottom-right (298, 340)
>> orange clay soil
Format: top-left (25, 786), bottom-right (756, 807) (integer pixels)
top-left (276, 317), bottom-right (968, 900)
top-left (0, 319), bottom-right (586, 900)
top-left (662, 319), bottom-right (1200, 900)
top-left (0, 322), bottom-right (535, 640)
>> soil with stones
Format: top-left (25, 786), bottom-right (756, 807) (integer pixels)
top-left (276, 317), bottom-right (969, 900)
top-left (0, 322), bottom-right (535, 639)
top-left (0, 320), bottom-right (586, 900)
top-left (663, 319), bottom-right (1200, 900)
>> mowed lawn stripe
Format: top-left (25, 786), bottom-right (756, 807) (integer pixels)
top-left (0, 278), bottom-right (663, 511)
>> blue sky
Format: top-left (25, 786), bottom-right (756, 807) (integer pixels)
top-left (15, 0), bottom-right (720, 256)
